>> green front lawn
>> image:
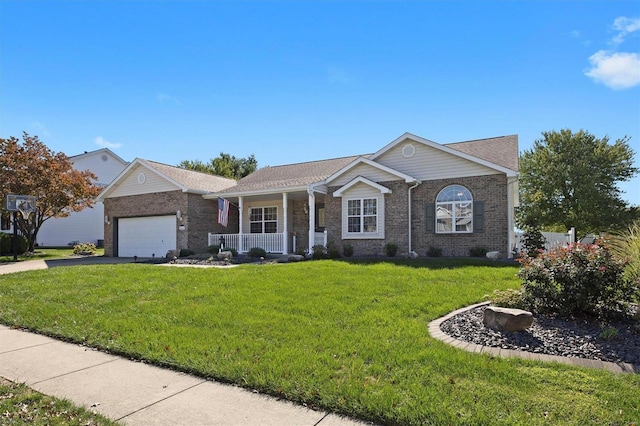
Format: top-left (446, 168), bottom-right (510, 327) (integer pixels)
top-left (0, 259), bottom-right (638, 425)
top-left (0, 247), bottom-right (105, 263)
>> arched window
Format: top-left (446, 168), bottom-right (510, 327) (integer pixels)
top-left (436, 185), bottom-right (473, 233)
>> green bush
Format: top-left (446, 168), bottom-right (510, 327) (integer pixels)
top-left (207, 244), bottom-right (220, 254)
top-left (519, 226), bottom-right (546, 258)
top-left (517, 241), bottom-right (637, 319)
top-left (247, 247), bottom-right (267, 258)
top-left (342, 244), bottom-right (354, 258)
top-left (326, 241), bottom-right (341, 259)
top-left (384, 242), bottom-right (398, 257)
top-left (179, 249), bottom-right (195, 257)
top-left (311, 245), bottom-right (327, 260)
top-left (469, 246), bottom-right (488, 257)
top-left (0, 233), bottom-right (28, 255)
top-left (427, 246), bottom-right (442, 257)
top-left (610, 220), bottom-right (640, 295)
top-left (486, 288), bottom-right (527, 310)
top-left (73, 242), bottom-right (97, 255)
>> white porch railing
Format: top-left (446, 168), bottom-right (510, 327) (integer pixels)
top-left (314, 231), bottom-right (327, 247)
top-left (208, 233), bottom-right (285, 253)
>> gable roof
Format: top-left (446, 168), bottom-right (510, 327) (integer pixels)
top-left (333, 176), bottom-right (393, 197)
top-left (69, 147), bottom-right (128, 166)
top-left (97, 158), bottom-right (237, 201)
top-left (210, 155), bottom-right (361, 196)
top-left (325, 157), bottom-right (418, 185)
top-left (370, 132), bottom-right (518, 176)
top-left (445, 135), bottom-right (519, 171)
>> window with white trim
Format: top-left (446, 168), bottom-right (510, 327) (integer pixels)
top-left (347, 198), bottom-right (377, 233)
top-left (249, 207), bottom-right (277, 233)
top-left (436, 185), bottom-right (473, 233)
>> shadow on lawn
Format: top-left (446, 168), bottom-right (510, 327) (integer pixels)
top-left (335, 257), bottom-right (518, 270)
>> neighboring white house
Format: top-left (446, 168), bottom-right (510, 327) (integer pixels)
top-left (35, 148), bottom-right (128, 247)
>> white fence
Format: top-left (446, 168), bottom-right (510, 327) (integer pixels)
top-left (514, 228), bottom-right (575, 253)
top-left (208, 233), bottom-right (285, 253)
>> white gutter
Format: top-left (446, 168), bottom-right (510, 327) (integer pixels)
top-left (407, 180), bottom-right (422, 254)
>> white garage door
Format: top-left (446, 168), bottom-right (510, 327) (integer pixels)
top-left (118, 216), bottom-right (176, 258)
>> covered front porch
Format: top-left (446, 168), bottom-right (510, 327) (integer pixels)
top-left (208, 231), bottom-right (327, 254)
top-left (205, 188), bottom-right (328, 255)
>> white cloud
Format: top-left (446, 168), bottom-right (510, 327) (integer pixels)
top-left (611, 16), bottom-right (640, 46)
top-left (95, 136), bottom-right (122, 149)
top-left (31, 121), bottom-right (51, 137)
top-left (585, 50), bottom-right (640, 90)
top-left (585, 17), bottom-right (640, 90)
top-left (157, 92), bottom-right (181, 105)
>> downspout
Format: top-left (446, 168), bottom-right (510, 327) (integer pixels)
top-left (407, 180), bottom-right (422, 254)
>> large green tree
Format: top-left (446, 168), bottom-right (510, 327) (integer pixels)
top-left (0, 133), bottom-right (102, 251)
top-left (178, 153), bottom-right (257, 180)
top-left (517, 129), bottom-right (638, 234)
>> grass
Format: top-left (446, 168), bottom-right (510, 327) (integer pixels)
top-left (0, 377), bottom-right (117, 425)
top-left (0, 258), bottom-right (638, 425)
top-left (0, 247), bottom-right (105, 263)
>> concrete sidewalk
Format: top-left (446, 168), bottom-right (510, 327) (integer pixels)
top-left (0, 325), bottom-right (369, 425)
top-left (0, 256), bottom-right (141, 274)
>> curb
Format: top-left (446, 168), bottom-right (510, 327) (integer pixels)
top-left (428, 302), bottom-right (639, 374)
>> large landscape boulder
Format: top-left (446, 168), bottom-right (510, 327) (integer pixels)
top-left (483, 306), bottom-right (533, 332)
top-left (217, 251), bottom-right (233, 261)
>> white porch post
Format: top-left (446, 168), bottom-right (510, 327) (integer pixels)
top-left (307, 190), bottom-right (315, 253)
top-left (282, 192), bottom-right (289, 254)
top-left (238, 196), bottom-right (244, 253)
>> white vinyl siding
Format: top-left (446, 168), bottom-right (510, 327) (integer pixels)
top-left (375, 142), bottom-right (499, 180)
top-left (109, 165), bottom-right (179, 197)
top-left (36, 149), bottom-right (128, 247)
top-left (330, 163), bottom-right (401, 187)
top-left (340, 182), bottom-right (385, 239)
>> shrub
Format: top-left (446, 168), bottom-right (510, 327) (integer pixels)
top-left (610, 220), bottom-right (640, 294)
top-left (247, 247), bottom-right (267, 258)
top-left (179, 249), bottom-right (195, 257)
top-left (486, 288), bottom-right (527, 310)
top-left (342, 244), bottom-right (354, 258)
top-left (517, 241), bottom-right (636, 319)
top-left (207, 244), bottom-right (220, 254)
top-left (384, 242), bottom-right (398, 257)
top-left (311, 245), bottom-right (327, 260)
top-left (427, 246), bottom-right (442, 257)
top-left (73, 242), bottom-right (96, 255)
top-left (326, 241), bottom-right (341, 259)
top-left (0, 233), bottom-right (28, 255)
top-left (469, 246), bottom-right (488, 257)
top-left (519, 226), bottom-right (546, 258)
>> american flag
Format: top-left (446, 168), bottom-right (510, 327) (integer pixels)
top-left (217, 198), bottom-right (230, 227)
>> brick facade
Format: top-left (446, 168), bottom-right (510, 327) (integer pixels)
top-left (323, 174), bottom-right (509, 257)
top-left (103, 191), bottom-right (237, 256)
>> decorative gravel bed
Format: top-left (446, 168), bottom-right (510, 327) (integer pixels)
top-left (440, 305), bottom-right (640, 365)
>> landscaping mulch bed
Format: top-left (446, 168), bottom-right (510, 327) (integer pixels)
top-left (440, 304), bottom-right (640, 365)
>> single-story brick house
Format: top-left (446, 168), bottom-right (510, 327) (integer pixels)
top-left (98, 132), bottom-right (519, 258)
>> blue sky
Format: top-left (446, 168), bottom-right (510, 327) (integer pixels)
top-left (1, 0), bottom-right (639, 205)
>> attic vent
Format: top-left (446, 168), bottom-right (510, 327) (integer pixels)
top-left (101, 154), bottom-right (108, 162)
top-left (402, 143), bottom-right (416, 158)
top-left (137, 173), bottom-right (146, 184)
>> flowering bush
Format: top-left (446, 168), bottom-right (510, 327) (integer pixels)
top-left (517, 241), bottom-right (637, 319)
